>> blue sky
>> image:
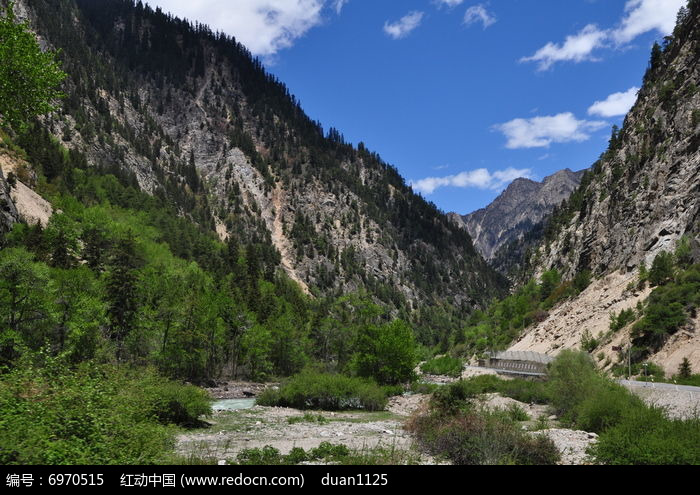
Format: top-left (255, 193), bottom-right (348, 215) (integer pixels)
top-left (147, 0), bottom-right (686, 214)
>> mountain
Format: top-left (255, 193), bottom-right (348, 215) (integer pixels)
top-left (505, 2), bottom-right (700, 375)
top-left (450, 169), bottom-right (585, 265)
top-left (529, 6), bottom-right (700, 280)
top-left (5, 0), bottom-right (506, 314)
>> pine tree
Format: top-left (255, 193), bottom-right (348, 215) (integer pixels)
top-left (105, 232), bottom-right (141, 361)
top-left (679, 358), bottom-right (692, 379)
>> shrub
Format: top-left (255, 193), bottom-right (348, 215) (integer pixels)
top-left (591, 407), bottom-right (700, 465)
top-left (0, 360), bottom-right (185, 465)
top-left (139, 377), bottom-right (212, 427)
top-left (431, 376), bottom-right (549, 413)
top-left (420, 355), bottom-right (463, 377)
top-left (610, 308), bottom-right (637, 332)
top-left (678, 358), bottom-right (692, 379)
top-left (407, 407), bottom-right (559, 465)
top-left (256, 371), bottom-right (387, 411)
top-left (547, 350), bottom-right (601, 418)
top-left (574, 383), bottom-right (646, 433)
top-left (506, 403), bottom-right (529, 422)
top-left (580, 329), bottom-right (599, 353)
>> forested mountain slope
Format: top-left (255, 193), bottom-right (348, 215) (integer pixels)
top-left (9, 0), bottom-right (505, 311)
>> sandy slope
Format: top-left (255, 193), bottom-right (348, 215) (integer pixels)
top-left (508, 271), bottom-right (700, 377)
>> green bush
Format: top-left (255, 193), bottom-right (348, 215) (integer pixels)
top-left (547, 350), bottom-right (602, 419)
top-left (610, 308), bottom-right (637, 332)
top-left (506, 403), bottom-right (529, 422)
top-left (649, 251), bottom-right (674, 286)
top-left (256, 371), bottom-right (387, 411)
top-left (138, 376), bottom-right (212, 427)
top-left (0, 359), bottom-right (192, 465)
top-left (591, 408), bottom-right (700, 465)
top-left (431, 375), bottom-right (549, 413)
top-left (574, 383), bottom-right (646, 433)
top-left (420, 355), bottom-right (463, 377)
top-left (407, 407), bottom-right (559, 465)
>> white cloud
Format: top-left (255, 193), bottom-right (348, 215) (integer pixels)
top-left (411, 167), bottom-right (533, 195)
top-left (384, 11), bottom-right (424, 40)
top-left (464, 5), bottom-right (496, 29)
top-left (434, 0), bottom-right (464, 7)
top-left (521, 0), bottom-right (686, 71)
top-left (520, 24), bottom-right (607, 71)
top-left (333, 0), bottom-right (348, 15)
top-left (146, 0), bottom-right (327, 57)
top-left (588, 87), bottom-right (640, 117)
top-left (494, 113), bottom-right (607, 149)
top-left (613, 0), bottom-right (686, 44)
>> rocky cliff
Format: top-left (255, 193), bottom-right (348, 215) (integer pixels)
top-left (0, 167), bottom-right (18, 240)
top-left (530, 6), bottom-right (700, 279)
top-left (14, 0), bottom-right (506, 308)
top-left (451, 169), bottom-right (584, 264)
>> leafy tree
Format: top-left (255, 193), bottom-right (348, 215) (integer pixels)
top-left (0, 247), bottom-right (53, 362)
top-left (0, 2), bottom-right (66, 130)
top-left (351, 319), bottom-right (417, 385)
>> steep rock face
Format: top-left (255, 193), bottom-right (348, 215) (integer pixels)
top-left (0, 168), bottom-right (19, 240)
top-left (17, 0), bottom-right (506, 307)
top-left (531, 7), bottom-right (700, 279)
top-left (452, 169), bottom-right (584, 262)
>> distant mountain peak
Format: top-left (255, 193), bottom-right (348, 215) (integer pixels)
top-left (451, 168), bottom-right (585, 262)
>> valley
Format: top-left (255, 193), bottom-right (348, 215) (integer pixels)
top-left (0, 0), bottom-right (699, 468)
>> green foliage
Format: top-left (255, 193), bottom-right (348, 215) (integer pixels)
top-left (609, 308), bottom-right (637, 332)
top-left (506, 403), bottom-right (530, 422)
top-left (287, 413), bottom-right (328, 425)
top-left (580, 329), bottom-right (599, 353)
top-left (0, 2), bottom-right (66, 131)
top-left (547, 350), bottom-right (602, 420)
top-left (407, 405), bottom-right (559, 465)
top-left (256, 371), bottom-right (387, 411)
top-left (674, 236), bottom-right (693, 269)
top-left (590, 408), bottom-right (700, 465)
top-left (678, 358), bottom-right (692, 379)
top-left (432, 375), bottom-right (550, 413)
top-left (631, 262), bottom-right (700, 358)
top-left (0, 357), bottom-right (205, 465)
top-left (233, 442), bottom-right (401, 466)
top-left (539, 269), bottom-right (562, 301)
top-left (649, 251), bottom-right (675, 286)
top-left (420, 355), bottom-right (463, 377)
top-left (137, 375), bottom-right (212, 427)
top-left (351, 319), bottom-right (417, 385)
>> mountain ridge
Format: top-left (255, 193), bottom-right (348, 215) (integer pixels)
top-left (450, 168), bottom-right (585, 265)
top-left (6, 0), bottom-right (507, 318)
